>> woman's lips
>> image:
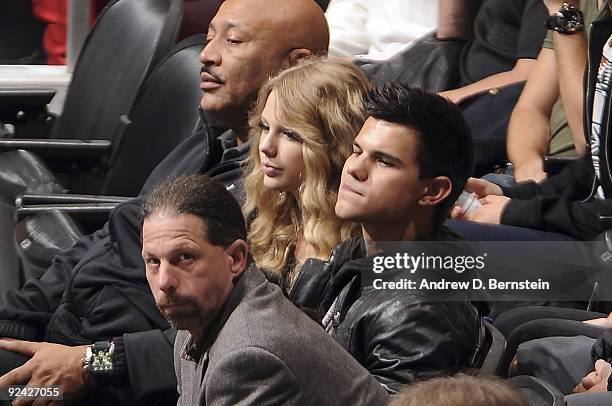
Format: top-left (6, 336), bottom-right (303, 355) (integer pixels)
top-left (262, 163), bottom-right (282, 177)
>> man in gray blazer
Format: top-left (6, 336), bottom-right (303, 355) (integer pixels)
top-left (141, 174), bottom-right (389, 406)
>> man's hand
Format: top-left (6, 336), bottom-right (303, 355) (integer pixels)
top-left (0, 340), bottom-right (90, 405)
top-left (465, 177), bottom-right (504, 198)
top-left (452, 195), bottom-right (511, 224)
top-left (573, 359), bottom-right (612, 393)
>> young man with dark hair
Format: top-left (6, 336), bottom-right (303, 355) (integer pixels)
top-left (352, 83), bottom-right (474, 230)
top-left (141, 175), bottom-right (389, 405)
top-left (291, 84), bottom-right (482, 394)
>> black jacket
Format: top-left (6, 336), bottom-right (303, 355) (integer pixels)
top-left (501, 7), bottom-right (612, 241)
top-left (290, 227), bottom-right (482, 394)
top-left (0, 112), bottom-right (245, 404)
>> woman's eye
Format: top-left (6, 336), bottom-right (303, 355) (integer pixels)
top-left (283, 131), bottom-right (301, 142)
top-left (259, 122), bottom-right (269, 132)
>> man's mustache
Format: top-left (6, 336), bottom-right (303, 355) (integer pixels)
top-left (157, 294), bottom-right (195, 308)
top-left (200, 66), bottom-right (225, 84)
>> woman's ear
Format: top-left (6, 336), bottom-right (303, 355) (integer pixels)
top-left (418, 176), bottom-right (452, 207)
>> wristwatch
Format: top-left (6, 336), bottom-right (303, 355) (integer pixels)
top-left (82, 340), bottom-right (115, 375)
top-left (546, 2), bottom-right (584, 34)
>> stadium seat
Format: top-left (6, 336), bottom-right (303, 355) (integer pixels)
top-left (10, 36), bottom-right (213, 279)
top-left (480, 320), bottom-right (508, 376)
top-left (0, 0), bottom-right (182, 142)
top-left (509, 375), bottom-right (566, 406)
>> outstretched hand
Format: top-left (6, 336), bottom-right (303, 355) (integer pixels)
top-left (451, 195), bottom-right (510, 224)
top-left (0, 339), bottom-right (90, 405)
top-left (451, 177), bottom-right (508, 223)
top-left (465, 177), bottom-right (504, 198)
top-left (573, 359), bottom-right (612, 393)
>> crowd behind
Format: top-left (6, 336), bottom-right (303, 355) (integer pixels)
top-left (1, 0), bottom-right (612, 405)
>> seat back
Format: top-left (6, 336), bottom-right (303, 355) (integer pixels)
top-left (480, 320), bottom-right (508, 376)
top-left (509, 375), bottom-right (566, 406)
top-left (51, 0), bottom-right (183, 141)
top-left (99, 35), bottom-right (205, 196)
top-left (15, 210), bottom-right (83, 281)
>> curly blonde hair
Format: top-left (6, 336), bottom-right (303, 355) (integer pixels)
top-left (243, 57), bottom-right (370, 288)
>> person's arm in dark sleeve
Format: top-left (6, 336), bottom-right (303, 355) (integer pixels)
top-left (104, 328), bottom-right (178, 401)
top-left (502, 158), bottom-right (594, 199)
top-left (516, 0), bottom-right (549, 60)
top-left (0, 223), bottom-right (110, 340)
top-left (502, 194), bottom-right (612, 239)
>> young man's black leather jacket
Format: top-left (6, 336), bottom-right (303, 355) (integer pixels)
top-left (290, 227), bottom-right (483, 394)
top-left (500, 6), bottom-right (612, 241)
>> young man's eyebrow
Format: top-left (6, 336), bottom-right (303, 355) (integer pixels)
top-left (371, 150), bottom-right (403, 165)
top-left (352, 140), bottom-right (403, 164)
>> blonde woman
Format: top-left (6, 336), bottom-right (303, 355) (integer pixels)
top-left (243, 58), bottom-right (370, 291)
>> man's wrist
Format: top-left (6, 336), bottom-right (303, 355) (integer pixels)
top-left (82, 341), bottom-right (115, 377)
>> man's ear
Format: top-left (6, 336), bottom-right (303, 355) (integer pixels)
top-left (285, 48), bottom-right (315, 66)
top-left (225, 239), bottom-right (249, 277)
top-left (419, 176), bottom-right (452, 207)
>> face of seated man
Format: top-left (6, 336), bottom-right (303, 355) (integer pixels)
top-left (335, 116), bottom-right (450, 241)
top-left (142, 212), bottom-right (247, 340)
top-left (199, 0), bottom-right (328, 132)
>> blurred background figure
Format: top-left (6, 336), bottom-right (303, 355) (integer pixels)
top-left (389, 374), bottom-right (528, 406)
top-left (0, 0), bottom-right (46, 64)
top-left (325, 0), bottom-right (437, 60)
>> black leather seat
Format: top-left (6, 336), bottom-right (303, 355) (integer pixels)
top-left (480, 320), bottom-right (508, 376)
top-left (0, 34), bottom-right (204, 197)
top-left (0, 0), bottom-right (183, 141)
top-left (97, 34), bottom-right (205, 196)
top-left (0, 0), bottom-right (183, 196)
top-left (12, 35), bottom-right (208, 279)
top-left (509, 375), bottom-right (566, 406)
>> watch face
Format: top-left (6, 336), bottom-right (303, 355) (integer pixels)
top-left (560, 10), bottom-right (583, 32)
top-left (91, 350), bottom-right (113, 372)
top-left (84, 342), bottom-right (114, 374)
top-left (549, 4), bottom-right (585, 34)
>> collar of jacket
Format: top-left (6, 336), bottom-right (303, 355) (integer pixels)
top-left (318, 226), bottom-right (465, 312)
top-left (180, 263), bottom-right (265, 361)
